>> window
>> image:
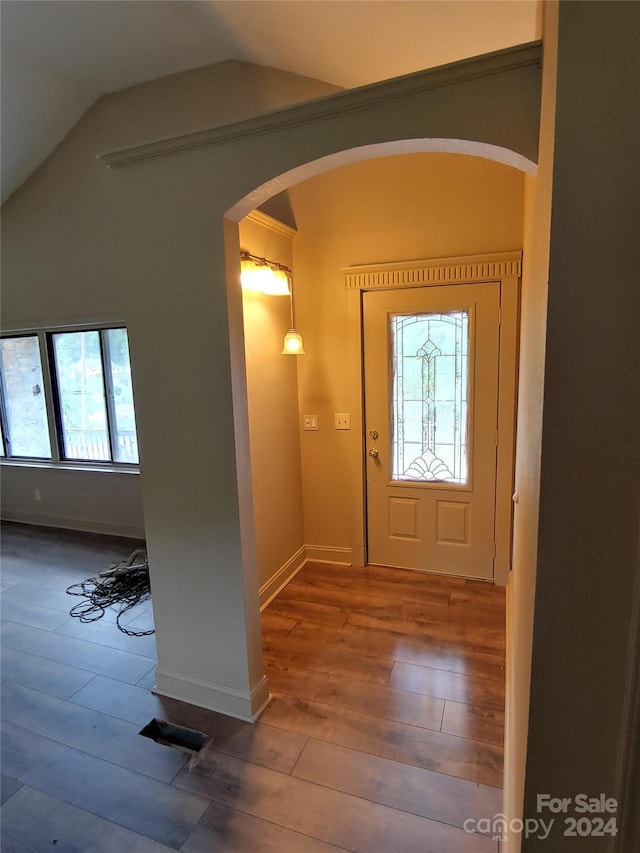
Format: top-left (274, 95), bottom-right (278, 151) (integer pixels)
top-left (0, 335), bottom-right (51, 459)
top-left (0, 326), bottom-right (139, 466)
top-left (390, 311), bottom-right (469, 485)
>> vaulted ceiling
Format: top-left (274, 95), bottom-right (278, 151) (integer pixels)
top-left (0, 0), bottom-right (538, 203)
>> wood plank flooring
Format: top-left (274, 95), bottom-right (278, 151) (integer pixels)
top-left (0, 523), bottom-right (505, 851)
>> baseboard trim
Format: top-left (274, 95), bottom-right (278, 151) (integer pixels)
top-left (260, 544), bottom-right (354, 610)
top-left (0, 510), bottom-right (145, 540)
top-left (305, 544), bottom-right (353, 565)
top-left (153, 668), bottom-right (271, 722)
top-left (259, 545), bottom-right (307, 610)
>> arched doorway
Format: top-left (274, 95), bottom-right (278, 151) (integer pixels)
top-left (106, 40), bottom-right (542, 735)
top-left (226, 143), bottom-right (532, 595)
top-left (224, 142), bottom-right (532, 847)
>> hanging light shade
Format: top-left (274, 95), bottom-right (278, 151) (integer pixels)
top-left (282, 328), bottom-right (306, 355)
top-left (282, 267), bottom-right (305, 354)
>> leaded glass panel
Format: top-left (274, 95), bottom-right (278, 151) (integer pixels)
top-left (390, 311), bottom-right (468, 484)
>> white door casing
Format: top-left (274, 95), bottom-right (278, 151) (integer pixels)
top-left (363, 282), bottom-right (500, 578)
top-left (343, 252), bottom-right (521, 585)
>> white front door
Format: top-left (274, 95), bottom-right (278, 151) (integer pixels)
top-left (363, 282), bottom-right (501, 578)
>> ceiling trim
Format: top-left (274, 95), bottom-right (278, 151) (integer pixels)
top-left (98, 42), bottom-right (541, 170)
top-left (246, 209), bottom-right (296, 238)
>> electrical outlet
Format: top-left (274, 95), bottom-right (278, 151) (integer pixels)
top-left (335, 413), bottom-right (351, 430)
top-left (303, 415), bottom-right (319, 431)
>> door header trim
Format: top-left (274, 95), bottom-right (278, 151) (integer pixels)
top-left (343, 251), bottom-right (522, 290)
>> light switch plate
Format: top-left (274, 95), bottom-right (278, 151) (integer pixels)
top-left (335, 413), bottom-right (350, 430)
top-left (304, 415), bottom-right (319, 431)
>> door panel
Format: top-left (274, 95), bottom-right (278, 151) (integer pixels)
top-left (363, 283), bottom-right (500, 578)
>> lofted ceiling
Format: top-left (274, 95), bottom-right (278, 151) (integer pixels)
top-left (0, 0), bottom-right (538, 203)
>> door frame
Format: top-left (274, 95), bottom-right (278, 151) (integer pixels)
top-left (344, 251), bottom-right (521, 585)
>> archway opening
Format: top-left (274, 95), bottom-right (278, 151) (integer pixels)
top-left (224, 142), bottom-right (535, 836)
top-left (225, 139), bottom-right (534, 593)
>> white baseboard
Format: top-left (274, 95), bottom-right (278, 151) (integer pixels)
top-left (260, 543), bottom-right (354, 611)
top-left (0, 509), bottom-right (145, 540)
top-left (259, 545), bottom-right (306, 610)
top-left (305, 544), bottom-right (353, 565)
top-left (153, 668), bottom-right (271, 723)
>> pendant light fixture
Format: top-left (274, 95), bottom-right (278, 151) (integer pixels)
top-left (281, 267), bottom-right (305, 354)
top-left (282, 328), bottom-right (305, 355)
top-left (240, 251), bottom-right (305, 355)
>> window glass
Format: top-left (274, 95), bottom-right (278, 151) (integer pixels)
top-left (1, 326), bottom-right (139, 467)
top-left (52, 331), bottom-right (110, 460)
top-left (105, 328), bottom-right (139, 464)
top-left (0, 336), bottom-right (51, 458)
top-left (390, 311), bottom-right (469, 485)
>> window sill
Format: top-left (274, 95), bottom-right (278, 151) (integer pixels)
top-left (0, 458), bottom-right (140, 475)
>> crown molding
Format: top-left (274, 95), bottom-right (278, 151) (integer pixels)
top-left (343, 251), bottom-right (522, 290)
top-left (98, 43), bottom-right (541, 170)
top-left (245, 209), bottom-right (297, 239)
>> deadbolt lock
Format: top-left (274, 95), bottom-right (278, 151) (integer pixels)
top-left (369, 430), bottom-right (379, 440)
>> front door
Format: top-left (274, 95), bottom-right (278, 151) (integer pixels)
top-left (363, 282), bottom-right (500, 578)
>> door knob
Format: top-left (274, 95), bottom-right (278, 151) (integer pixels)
top-left (369, 448), bottom-right (379, 458)
top-left (369, 430), bottom-right (379, 440)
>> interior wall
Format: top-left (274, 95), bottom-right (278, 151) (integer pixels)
top-left (1, 44), bottom-right (542, 718)
top-left (503, 3), bottom-right (558, 849)
top-left (0, 59), bottom-right (338, 540)
top-left (0, 59), bottom-right (343, 720)
top-left (237, 215), bottom-right (305, 590)
top-left (523, 2), bottom-right (640, 849)
top-left (288, 152), bottom-right (524, 558)
top-left (0, 466), bottom-right (144, 538)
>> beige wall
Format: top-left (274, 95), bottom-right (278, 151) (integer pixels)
top-left (503, 3), bottom-right (558, 849)
top-left (238, 215), bottom-right (305, 590)
top-left (289, 153), bottom-right (524, 557)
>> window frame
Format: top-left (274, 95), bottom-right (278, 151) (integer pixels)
top-left (0, 331), bottom-right (53, 462)
top-left (0, 324), bottom-right (140, 472)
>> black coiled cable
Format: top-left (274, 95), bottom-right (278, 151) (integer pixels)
top-left (66, 549), bottom-right (154, 637)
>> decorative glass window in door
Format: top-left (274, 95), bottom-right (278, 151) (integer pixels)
top-left (390, 311), bottom-right (469, 484)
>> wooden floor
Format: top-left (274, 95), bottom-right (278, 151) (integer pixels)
top-left (0, 523), bottom-right (505, 852)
